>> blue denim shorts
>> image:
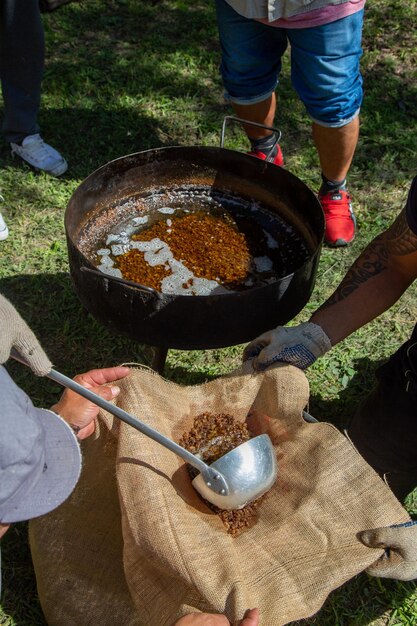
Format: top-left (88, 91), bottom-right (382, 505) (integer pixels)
top-left (215, 0), bottom-right (364, 127)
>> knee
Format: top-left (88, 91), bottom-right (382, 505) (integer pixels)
top-left (298, 80), bottom-right (363, 127)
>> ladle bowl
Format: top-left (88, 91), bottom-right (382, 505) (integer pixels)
top-left (192, 434), bottom-right (278, 509)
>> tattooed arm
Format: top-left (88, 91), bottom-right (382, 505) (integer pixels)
top-left (311, 208), bottom-right (417, 346)
top-left (243, 205), bottom-right (417, 372)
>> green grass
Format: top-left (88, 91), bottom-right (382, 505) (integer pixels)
top-left (1, 0), bottom-right (417, 623)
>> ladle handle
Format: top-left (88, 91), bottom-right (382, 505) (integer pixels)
top-left (10, 350), bottom-right (229, 495)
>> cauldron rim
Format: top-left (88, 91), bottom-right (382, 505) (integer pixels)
top-left (65, 145), bottom-right (324, 301)
top-left (65, 145), bottom-right (324, 349)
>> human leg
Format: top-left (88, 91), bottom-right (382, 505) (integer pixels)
top-left (232, 95), bottom-right (276, 141)
top-left (233, 96), bottom-right (284, 166)
top-left (289, 11), bottom-right (364, 245)
top-left (215, 0), bottom-right (286, 164)
top-left (314, 119), bottom-right (359, 246)
top-left (0, 0), bottom-right (67, 175)
top-left (312, 117), bottom-right (359, 184)
top-left (232, 95), bottom-right (284, 166)
top-left (0, 0), bottom-right (44, 143)
top-left (289, 12), bottom-right (364, 141)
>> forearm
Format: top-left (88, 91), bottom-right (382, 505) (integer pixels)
top-left (311, 267), bottom-right (412, 346)
top-left (242, 207), bottom-right (417, 372)
top-left (311, 212), bottom-right (417, 345)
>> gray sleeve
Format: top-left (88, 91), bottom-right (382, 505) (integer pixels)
top-left (0, 365), bottom-right (50, 424)
top-left (0, 366), bottom-right (57, 596)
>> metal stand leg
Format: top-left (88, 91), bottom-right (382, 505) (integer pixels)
top-left (151, 346), bottom-right (169, 374)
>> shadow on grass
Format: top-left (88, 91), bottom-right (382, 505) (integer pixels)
top-left (0, 272), bottom-right (153, 404)
top-left (1, 0), bottom-right (415, 187)
top-left (294, 572), bottom-right (417, 626)
top-left (309, 356), bottom-right (383, 429)
top-left (1, 523), bottom-right (47, 626)
top-left (0, 272), bottom-right (226, 397)
top-left (0, 107), bottom-right (178, 181)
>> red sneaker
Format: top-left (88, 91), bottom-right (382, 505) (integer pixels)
top-left (319, 188), bottom-right (356, 247)
top-left (248, 144), bottom-right (284, 167)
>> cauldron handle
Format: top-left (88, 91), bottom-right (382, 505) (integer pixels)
top-left (220, 115), bottom-right (282, 162)
top-left (80, 266), bottom-right (161, 299)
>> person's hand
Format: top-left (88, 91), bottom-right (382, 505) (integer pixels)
top-left (51, 366), bottom-right (130, 440)
top-left (173, 608), bottom-right (259, 626)
top-left (0, 293), bottom-right (51, 375)
top-left (358, 521), bottom-right (417, 581)
top-left (0, 523), bottom-right (10, 540)
top-left (243, 322), bottom-right (331, 371)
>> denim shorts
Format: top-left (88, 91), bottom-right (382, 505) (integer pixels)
top-left (215, 0), bottom-right (364, 127)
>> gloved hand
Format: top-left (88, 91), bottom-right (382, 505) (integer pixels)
top-left (0, 294), bottom-right (51, 375)
top-left (243, 322), bottom-right (332, 371)
top-left (359, 520), bottom-right (417, 581)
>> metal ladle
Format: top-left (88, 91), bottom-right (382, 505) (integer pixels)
top-left (12, 353), bottom-right (278, 510)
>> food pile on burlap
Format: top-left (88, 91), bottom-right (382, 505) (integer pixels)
top-left (30, 364), bottom-right (410, 626)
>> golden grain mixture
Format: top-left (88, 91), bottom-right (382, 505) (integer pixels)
top-left (179, 412), bottom-right (266, 536)
top-left (116, 212), bottom-right (251, 291)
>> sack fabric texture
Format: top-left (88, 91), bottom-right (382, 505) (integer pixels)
top-left (30, 364), bottom-right (410, 626)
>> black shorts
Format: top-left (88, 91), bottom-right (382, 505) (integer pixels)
top-left (347, 325), bottom-right (417, 501)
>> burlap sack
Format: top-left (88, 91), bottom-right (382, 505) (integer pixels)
top-left (29, 419), bottom-right (140, 626)
top-left (30, 364), bottom-right (410, 626)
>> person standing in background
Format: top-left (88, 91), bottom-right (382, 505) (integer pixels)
top-left (0, 0), bottom-right (67, 176)
top-left (215, 0), bottom-right (365, 247)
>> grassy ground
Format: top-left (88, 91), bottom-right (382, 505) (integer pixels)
top-left (0, 0), bottom-right (417, 623)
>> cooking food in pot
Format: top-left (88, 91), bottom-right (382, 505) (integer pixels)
top-left (179, 412), bottom-right (268, 536)
top-left (92, 188), bottom-right (310, 296)
top-left (116, 211), bottom-right (250, 294)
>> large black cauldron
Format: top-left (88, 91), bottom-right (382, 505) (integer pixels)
top-left (65, 146), bottom-right (324, 350)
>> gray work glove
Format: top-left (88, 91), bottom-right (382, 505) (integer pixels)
top-left (243, 322), bottom-right (332, 371)
top-left (0, 294), bottom-right (52, 375)
top-left (359, 520), bottom-right (417, 581)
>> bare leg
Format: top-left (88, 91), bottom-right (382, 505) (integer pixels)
top-left (314, 117), bottom-right (359, 246)
top-left (312, 117), bottom-right (359, 182)
top-left (232, 94), bottom-right (276, 140)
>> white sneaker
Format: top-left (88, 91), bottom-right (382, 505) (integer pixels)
top-left (0, 211), bottom-right (9, 241)
top-left (11, 133), bottom-right (68, 177)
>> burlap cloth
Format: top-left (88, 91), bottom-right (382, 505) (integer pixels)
top-left (30, 364), bottom-right (410, 626)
